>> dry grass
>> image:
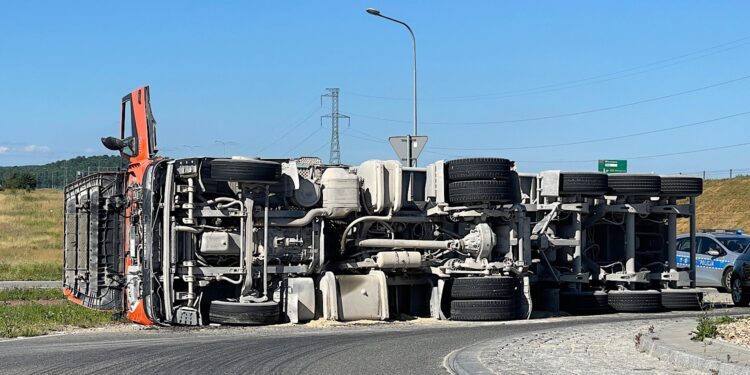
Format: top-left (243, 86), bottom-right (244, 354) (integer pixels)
top-left (677, 176), bottom-right (750, 233)
top-left (0, 189), bottom-right (63, 280)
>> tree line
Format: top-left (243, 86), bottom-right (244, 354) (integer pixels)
top-left (0, 155), bottom-right (121, 190)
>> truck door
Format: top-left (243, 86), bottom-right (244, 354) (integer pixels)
top-left (63, 85), bottom-right (158, 314)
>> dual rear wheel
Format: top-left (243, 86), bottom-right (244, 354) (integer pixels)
top-left (449, 276), bottom-right (516, 321)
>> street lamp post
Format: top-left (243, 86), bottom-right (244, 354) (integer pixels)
top-left (366, 8), bottom-right (418, 166)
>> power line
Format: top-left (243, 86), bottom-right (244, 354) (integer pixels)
top-left (284, 126), bottom-right (325, 155)
top-left (343, 74), bottom-right (750, 126)
top-left (430, 110), bottom-right (750, 151)
top-left (514, 141), bottom-right (750, 164)
top-left (345, 36), bottom-right (750, 102)
top-left (258, 104), bottom-right (322, 154)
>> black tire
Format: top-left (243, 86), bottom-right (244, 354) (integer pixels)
top-left (209, 158), bottom-right (281, 184)
top-left (660, 176), bottom-right (703, 198)
top-left (608, 290), bottom-right (662, 313)
top-left (722, 267), bottom-right (734, 293)
top-left (450, 299), bottom-right (515, 321)
top-left (559, 172), bottom-right (609, 196)
top-left (607, 174), bottom-right (661, 196)
top-left (732, 276), bottom-right (750, 307)
top-left (209, 300), bottom-right (280, 325)
top-left (661, 289), bottom-right (704, 310)
top-left (448, 180), bottom-right (513, 205)
top-left (451, 276), bottom-right (515, 300)
top-left (446, 158), bottom-right (511, 181)
top-left (560, 290), bottom-right (611, 315)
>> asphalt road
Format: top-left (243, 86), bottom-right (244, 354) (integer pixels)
top-left (1, 309), bottom-right (747, 375)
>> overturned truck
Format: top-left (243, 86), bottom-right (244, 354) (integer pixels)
top-left (63, 86), bottom-right (702, 326)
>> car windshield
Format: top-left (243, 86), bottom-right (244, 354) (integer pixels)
top-left (716, 237), bottom-right (750, 253)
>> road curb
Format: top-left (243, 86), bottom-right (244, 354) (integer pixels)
top-left (638, 333), bottom-right (750, 374)
top-left (444, 342), bottom-right (494, 375)
top-left (0, 281), bottom-right (60, 290)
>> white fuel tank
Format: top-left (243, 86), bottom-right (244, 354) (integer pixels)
top-left (320, 167), bottom-right (360, 219)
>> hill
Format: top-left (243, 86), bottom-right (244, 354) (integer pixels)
top-left (0, 155), bottom-right (120, 189)
top-left (677, 176), bottom-right (750, 234)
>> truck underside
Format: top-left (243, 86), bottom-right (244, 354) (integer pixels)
top-left (62, 86), bottom-right (703, 326)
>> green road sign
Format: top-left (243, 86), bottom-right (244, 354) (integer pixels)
top-left (598, 159), bottom-right (627, 173)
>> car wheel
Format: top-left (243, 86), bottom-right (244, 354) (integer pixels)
top-left (732, 277), bottom-right (750, 307)
top-left (722, 267), bottom-right (734, 293)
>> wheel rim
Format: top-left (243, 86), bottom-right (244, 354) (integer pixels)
top-left (733, 278), bottom-right (743, 303)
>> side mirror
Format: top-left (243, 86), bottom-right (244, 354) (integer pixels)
top-left (707, 249), bottom-right (721, 257)
top-left (101, 136), bottom-right (126, 151)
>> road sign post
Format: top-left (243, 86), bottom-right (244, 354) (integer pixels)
top-left (389, 135), bottom-right (427, 167)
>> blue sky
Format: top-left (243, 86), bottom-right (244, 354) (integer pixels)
top-left (0, 1), bottom-right (748, 174)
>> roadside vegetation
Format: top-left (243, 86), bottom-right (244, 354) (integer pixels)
top-left (0, 189), bottom-right (63, 280)
top-left (0, 288), bottom-right (117, 338)
top-left (691, 314), bottom-right (737, 341)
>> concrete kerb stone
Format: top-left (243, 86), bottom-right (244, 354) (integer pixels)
top-left (444, 343), bottom-right (494, 375)
top-left (638, 333), bottom-right (750, 375)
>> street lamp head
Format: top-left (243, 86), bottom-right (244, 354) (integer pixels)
top-left (366, 8), bottom-right (381, 16)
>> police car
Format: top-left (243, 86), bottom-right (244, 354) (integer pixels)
top-left (677, 229), bottom-right (750, 291)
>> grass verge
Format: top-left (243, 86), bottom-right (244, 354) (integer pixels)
top-left (0, 288), bottom-right (64, 302)
top-left (0, 300), bottom-right (117, 338)
top-left (0, 262), bottom-right (61, 281)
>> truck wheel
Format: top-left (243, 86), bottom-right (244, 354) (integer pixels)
top-left (608, 290), bottom-right (662, 313)
top-left (446, 158), bottom-right (511, 181)
top-left (660, 176), bottom-right (703, 198)
top-left (450, 299), bottom-right (515, 321)
top-left (448, 180), bottom-right (513, 205)
top-left (451, 276), bottom-right (515, 300)
top-left (558, 172), bottom-right (609, 196)
top-left (607, 174), bottom-right (661, 196)
top-left (559, 290), bottom-right (611, 315)
top-left (732, 277), bottom-right (750, 307)
top-left (661, 289), bottom-right (703, 310)
top-left (209, 158), bottom-right (281, 184)
top-left (209, 300), bottom-right (280, 325)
